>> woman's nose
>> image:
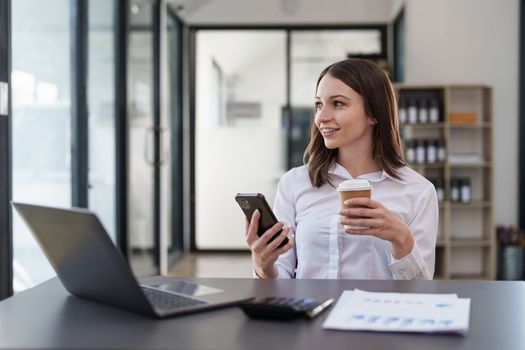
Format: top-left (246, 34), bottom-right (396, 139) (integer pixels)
top-left (315, 106), bottom-right (331, 123)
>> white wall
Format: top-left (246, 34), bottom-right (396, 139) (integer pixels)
top-left (401, 0), bottom-right (519, 225)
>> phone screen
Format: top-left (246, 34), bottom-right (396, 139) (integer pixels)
top-left (235, 193), bottom-right (289, 248)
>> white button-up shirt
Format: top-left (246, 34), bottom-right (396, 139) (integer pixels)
top-left (271, 163), bottom-right (438, 280)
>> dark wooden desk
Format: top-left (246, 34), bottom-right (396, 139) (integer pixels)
top-left (0, 277), bottom-right (523, 349)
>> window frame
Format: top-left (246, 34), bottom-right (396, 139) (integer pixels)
top-left (0, 0), bottom-right (13, 300)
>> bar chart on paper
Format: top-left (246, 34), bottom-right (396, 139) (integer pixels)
top-left (323, 290), bottom-right (471, 334)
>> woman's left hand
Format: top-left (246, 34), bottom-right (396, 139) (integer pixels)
top-left (340, 198), bottom-right (414, 259)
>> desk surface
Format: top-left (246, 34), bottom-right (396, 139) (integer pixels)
top-left (0, 277), bottom-right (524, 350)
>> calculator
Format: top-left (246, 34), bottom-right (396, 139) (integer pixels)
top-left (237, 297), bottom-right (334, 320)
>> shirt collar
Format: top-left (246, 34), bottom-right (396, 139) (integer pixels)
top-left (328, 162), bottom-right (407, 185)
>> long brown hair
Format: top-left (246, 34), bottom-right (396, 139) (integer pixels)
top-left (303, 58), bottom-right (405, 188)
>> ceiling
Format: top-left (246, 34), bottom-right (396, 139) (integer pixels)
top-left (167, 0), bottom-right (397, 25)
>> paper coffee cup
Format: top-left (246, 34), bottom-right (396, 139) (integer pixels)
top-left (337, 179), bottom-right (372, 230)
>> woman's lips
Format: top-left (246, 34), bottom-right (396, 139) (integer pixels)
top-left (321, 127), bottom-right (340, 137)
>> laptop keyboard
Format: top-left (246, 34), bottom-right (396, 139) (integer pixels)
top-left (142, 287), bottom-right (206, 310)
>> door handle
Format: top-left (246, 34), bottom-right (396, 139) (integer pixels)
top-left (144, 125), bottom-right (166, 166)
top-left (0, 82), bottom-right (8, 117)
top-left (159, 126), bottom-right (166, 166)
top-left (144, 125), bottom-right (155, 166)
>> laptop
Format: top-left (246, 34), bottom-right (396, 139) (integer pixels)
top-left (12, 202), bottom-right (253, 318)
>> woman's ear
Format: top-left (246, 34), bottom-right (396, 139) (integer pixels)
top-left (369, 118), bottom-right (377, 126)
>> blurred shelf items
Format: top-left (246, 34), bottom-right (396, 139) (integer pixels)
top-left (396, 84), bottom-right (495, 280)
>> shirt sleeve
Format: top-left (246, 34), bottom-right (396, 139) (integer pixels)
top-left (388, 185), bottom-right (439, 280)
top-left (258, 170), bottom-right (297, 279)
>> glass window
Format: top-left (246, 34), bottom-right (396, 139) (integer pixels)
top-left (195, 30), bottom-right (287, 249)
top-left (11, 0), bottom-right (71, 292)
top-left (88, 0), bottom-right (116, 241)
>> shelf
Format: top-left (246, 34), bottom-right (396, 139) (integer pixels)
top-left (450, 201), bottom-right (491, 208)
top-left (401, 122), bottom-right (491, 129)
top-left (395, 83), bottom-right (490, 90)
top-left (401, 122), bottom-right (446, 128)
top-left (408, 162), bottom-right (491, 168)
top-left (448, 162), bottom-right (491, 168)
top-left (449, 273), bottom-right (492, 280)
top-left (449, 122), bottom-right (491, 128)
top-left (396, 84), bottom-right (494, 280)
top-left (407, 163), bottom-right (446, 168)
top-left (447, 84), bottom-right (491, 90)
top-left (450, 239), bottom-right (492, 247)
top-left (394, 83), bottom-right (448, 89)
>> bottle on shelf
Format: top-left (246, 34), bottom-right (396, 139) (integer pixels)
top-left (451, 178), bottom-right (461, 202)
top-left (429, 99), bottom-right (440, 123)
top-left (418, 99), bottom-right (429, 124)
top-left (460, 178), bottom-right (472, 203)
top-left (399, 97), bottom-right (407, 124)
top-left (405, 140), bottom-right (416, 163)
top-left (415, 139), bottom-right (426, 164)
top-left (437, 139), bottom-right (446, 162)
top-left (426, 139), bottom-right (437, 164)
top-left (408, 99), bottom-right (418, 124)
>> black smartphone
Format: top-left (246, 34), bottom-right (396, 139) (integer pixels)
top-left (235, 193), bottom-right (289, 248)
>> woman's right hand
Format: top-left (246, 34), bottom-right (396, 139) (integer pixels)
top-left (244, 209), bottom-right (294, 279)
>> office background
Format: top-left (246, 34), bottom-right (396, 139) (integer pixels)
top-left (0, 0), bottom-right (522, 299)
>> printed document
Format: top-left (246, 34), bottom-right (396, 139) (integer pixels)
top-left (323, 290), bottom-right (470, 334)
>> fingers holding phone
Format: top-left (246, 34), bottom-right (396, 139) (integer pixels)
top-left (244, 209), bottom-right (261, 245)
top-left (249, 215), bottom-right (287, 250)
top-left (236, 193), bottom-right (290, 248)
top-left (250, 219), bottom-right (294, 279)
top-left (236, 193), bottom-right (294, 278)
top-left (246, 209), bottom-right (292, 250)
top-left (246, 213), bottom-right (293, 278)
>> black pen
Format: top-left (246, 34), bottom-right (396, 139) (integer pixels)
top-left (306, 298), bottom-right (335, 319)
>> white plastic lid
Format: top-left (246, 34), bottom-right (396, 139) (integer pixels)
top-left (337, 179), bottom-right (371, 191)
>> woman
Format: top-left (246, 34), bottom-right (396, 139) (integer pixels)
top-left (245, 58), bottom-right (438, 280)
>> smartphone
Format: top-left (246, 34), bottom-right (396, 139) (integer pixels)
top-left (235, 193), bottom-right (289, 248)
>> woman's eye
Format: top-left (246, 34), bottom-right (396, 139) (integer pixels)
top-left (315, 102), bottom-right (322, 110)
top-left (334, 101), bottom-right (344, 107)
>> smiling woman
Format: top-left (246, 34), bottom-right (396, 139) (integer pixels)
top-left (244, 58), bottom-right (438, 280)
top-left (308, 59), bottom-right (405, 188)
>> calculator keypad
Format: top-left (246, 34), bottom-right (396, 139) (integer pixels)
top-left (257, 297), bottom-right (320, 311)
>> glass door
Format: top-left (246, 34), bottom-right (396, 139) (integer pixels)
top-left (88, 0), bottom-right (117, 241)
top-left (128, 0), bottom-right (179, 276)
top-left (128, 0), bottom-right (157, 275)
